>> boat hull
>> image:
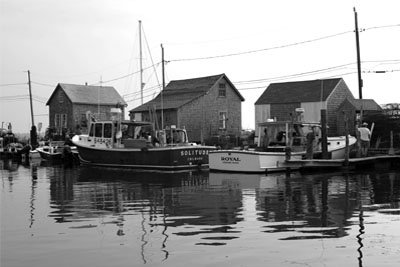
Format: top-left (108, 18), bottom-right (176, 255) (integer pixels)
top-left (74, 143), bottom-right (216, 170)
top-left (209, 150), bottom-right (304, 173)
top-left (37, 147), bottom-right (63, 162)
top-left (210, 136), bottom-right (357, 173)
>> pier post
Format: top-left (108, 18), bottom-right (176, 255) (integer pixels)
top-left (285, 146), bottom-right (291, 161)
top-left (344, 113), bottom-right (349, 166)
top-left (321, 109), bottom-right (329, 159)
top-left (389, 131), bottom-right (394, 155)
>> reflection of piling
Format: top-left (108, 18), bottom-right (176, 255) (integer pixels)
top-left (389, 131), bottom-right (394, 155)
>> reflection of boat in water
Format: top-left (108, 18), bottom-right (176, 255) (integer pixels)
top-left (208, 172), bottom-right (288, 190)
top-left (78, 165), bottom-right (209, 185)
top-left (210, 120), bottom-right (357, 173)
top-left (72, 108), bottom-right (216, 171)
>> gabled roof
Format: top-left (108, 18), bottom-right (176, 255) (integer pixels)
top-left (46, 83), bottom-right (127, 106)
top-left (130, 73), bottom-right (244, 112)
top-left (350, 99), bottom-right (382, 111)
top-left (255, 78), bottom-right (343, 105)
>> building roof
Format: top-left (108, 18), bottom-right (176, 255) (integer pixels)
top-left (350, 99), bottom-right (382, 111)
top-left (46, 83), bottom-right (127, 106)
top-left (130, 73), bottom-right (244, 112)
top-left (255, 78), bottom-right (343, 105)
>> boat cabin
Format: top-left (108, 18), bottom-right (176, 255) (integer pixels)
top-left (257, 121), bottom-right (321, 152)
top-left (84, 119), bottom-right (191, 149)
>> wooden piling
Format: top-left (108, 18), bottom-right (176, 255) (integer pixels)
top-left (320, 109), bottom-right (329, 159)
top-left (344, 114), bottom-right (349, 166)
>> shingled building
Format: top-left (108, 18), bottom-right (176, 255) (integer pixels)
top-left (129, 74), bottom-right (245, 143)
top-left (255, 78), bottom-right (355, 136)
top-left (46, 83), bottom-right (126, 135)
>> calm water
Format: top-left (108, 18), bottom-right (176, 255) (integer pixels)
top-left (1, 159), bottom-right (400, 267)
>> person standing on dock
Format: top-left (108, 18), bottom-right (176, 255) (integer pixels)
top-left (262, 128), bottom-right (269, 150)
top-left (358, 122), bottom-right (371, 157)
top-left (306, 126), bottom-right (316, 159)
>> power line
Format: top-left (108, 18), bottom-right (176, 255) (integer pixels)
top-left (89, 62), bottom-right (161, 85)
top-left (233, 59), bottom-right (400, 86)
top-left (363, 23), bottom-right (400, 31)
top-left (122, 84), bottom-right (161, 97)
top-left (31, 81), bottom-right (55, 87)
top-left (169, 30), bottom-right (353, 62)
top-left (235, 71), bottom-right (358, 91)
top-left (0, 82), bottom-right (27, 87)
top-left (167, 24), bottom-right (399, 62)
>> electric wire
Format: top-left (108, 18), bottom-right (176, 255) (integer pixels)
top-left (169, 30), bottom-right (353, 62)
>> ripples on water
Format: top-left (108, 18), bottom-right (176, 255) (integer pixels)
top-left (1, 159), bottom-right (400, 267)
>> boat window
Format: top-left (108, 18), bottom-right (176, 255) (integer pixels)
top-left (89, 124), bottom-right (95, 137)
top-left (104, 123), bottom-right (112, 138)
top-left (95, 123), bottom-right (103, 138)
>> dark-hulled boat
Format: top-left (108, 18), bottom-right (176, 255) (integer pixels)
top-left (72, 108), bottom-right (216, 171)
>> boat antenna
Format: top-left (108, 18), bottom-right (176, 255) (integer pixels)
top-left (161, 44), bottom-right (165, 130)
top-left (98, 76), bottom-right (102, 118)
top-left (354, 7), bottom-right (363, 99)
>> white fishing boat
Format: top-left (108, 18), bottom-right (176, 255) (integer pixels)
top-left (209, 120), bottom-right (357, 173)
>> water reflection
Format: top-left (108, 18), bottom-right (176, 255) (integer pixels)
top-left (47, 168), bottom-right (400, 235)
top-left (2, 162), bottom-right (400, 266)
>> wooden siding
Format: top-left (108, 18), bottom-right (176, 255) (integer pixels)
top-left (179, 76), bottom-right (242, 143)
top-left (254, 104), bottom-right (271, 138)
top-left (326, 79), bottom-right (355, 136)
top-left (300, 102), bottom-right (327, 123)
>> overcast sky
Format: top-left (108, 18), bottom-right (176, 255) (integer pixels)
top-left (1, 0), bottom-right (399, 133)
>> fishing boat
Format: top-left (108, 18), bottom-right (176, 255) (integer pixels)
top-left (72, 108), bottom-right (216, 171)
top-left (209, 120), bottom-right (357, 173)
top-left (36, 141), bottom-right (78, 165)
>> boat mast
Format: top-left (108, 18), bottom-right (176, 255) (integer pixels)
top-left (139, 20), bottom-right (144, 105)
top-left (354, 7), bottom-right (363, 99)
top-left (161, 44), bottom-right (165, 130)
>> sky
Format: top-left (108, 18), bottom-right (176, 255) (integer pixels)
top-left (1, 0), bottom-right (399, 133)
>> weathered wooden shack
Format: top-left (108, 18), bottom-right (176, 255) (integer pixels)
top-left (255, 78), bottom-right (355, 137)
top-left (129, 74), bottom-right (245, 143)
top-left (46, 83), bottom-right (126, 136)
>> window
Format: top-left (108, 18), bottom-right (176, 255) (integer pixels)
top-left (219, 111), bottom-right (227, 129)
top-left (55, 113), bottom-right (67, 128)
top-left (58, 91), bottom-right (64, 103)
top-left (89, 124), bottom-right (95, 137)
top-left (218, 83), bottom-right (226, 97)
top-left (104, 123), bottom-right (112, 138)
top-left (80, 114), bottom-right (87, 127)
top-left (55, 114), bottom-right (61, 128)
top-left (61, 114), bottom-right (67, 128)
top-left (95, 123), bottom-right (103, 137)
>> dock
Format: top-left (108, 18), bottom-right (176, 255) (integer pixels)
top-left (284, 155), bottom-right (400, 171)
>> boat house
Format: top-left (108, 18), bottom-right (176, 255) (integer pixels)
top-left (255, 78), bottom-right (356, 137)
top-left (129, 73), bottom-right (245, 143)
top-left (46, 83), bottom-right (127, 136)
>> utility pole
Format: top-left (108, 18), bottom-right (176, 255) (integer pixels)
top-left (27, 70), bottom-right (38, 149)
top-left (27, 70), bottom-right (35, 126)
top-left (161, 44), bottom-right (165, 130)
top-left (354, 7), bottom-right (363, 99)
top-left (139, 20), bottom-right (144, 105)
